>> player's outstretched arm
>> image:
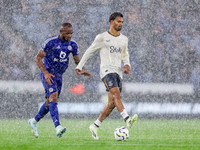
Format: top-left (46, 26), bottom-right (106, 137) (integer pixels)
top-left (75, 35), bottom-right (101, 78)
top-left (74, 55), bottom-right (91, 78)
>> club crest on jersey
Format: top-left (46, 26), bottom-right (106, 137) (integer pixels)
top-left (68, 45), bottom-right (72, 50)
top-left (49, 88), bottom-right (53, 92)
top-left (60, 51), bottom-right (66, 59)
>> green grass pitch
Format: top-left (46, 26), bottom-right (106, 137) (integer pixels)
top-left (0, 119), bottom-right (200, 150)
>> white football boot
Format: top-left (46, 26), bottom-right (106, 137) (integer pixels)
top-left (127, 114), bottom-right (138, 129)
top-left (56, 125), bottom-right (66, 138)
top-left (28, 118), bottom-right (39, 138)
top-left (89, 124), bottom-right (99, 140)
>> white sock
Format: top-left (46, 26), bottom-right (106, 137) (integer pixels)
top-left (94, 119), bottom-right (101, 128)
top-left (120, 109), bottom-right (129, 120)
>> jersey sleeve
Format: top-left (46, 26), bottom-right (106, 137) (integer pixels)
top-left (71, 42), bottom-right (79, 56)
top-left (76, 34), bottom-right (102, 70)
top-left (121, 37), bottom-right (131, 68)
top-left (41, 39), bottom-right (51, 53)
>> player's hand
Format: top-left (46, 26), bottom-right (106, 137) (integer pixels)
top-left (76, 69), bottom-right (91, 78)
top-left (82, 69), bottom-right (91, 78)
top-left (75, 69), bottom-right (82, 75)
top-left (123, 65), bottom-right (130, 74)
top-left (44, 72), bottom-right (55, 85)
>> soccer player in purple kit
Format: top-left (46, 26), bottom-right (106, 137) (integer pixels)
top-left (28, 23), bottom-right (91, 138)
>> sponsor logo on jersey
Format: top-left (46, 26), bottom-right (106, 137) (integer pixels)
top-left (110, 46), bottom-right (122, 53)
top-left (53, 51), bottom-right (68, 62)
top-left (54, 58), bottom-right (68, 62)
top-left (68, 45), bottom-right (72, 50)
top-left (106, 39), bottom-right (110, 42)
top-left (60, 51), bottom-right (66, 59)
top-left (59, 59), bottom-right (68, 62)
top-left (49, 88), bottom-right (53, 92)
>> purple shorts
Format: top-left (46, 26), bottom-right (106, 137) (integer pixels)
top-left (40, 72), bottom-right (62, 98)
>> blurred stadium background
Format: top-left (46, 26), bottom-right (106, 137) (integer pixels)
top-left (1, 0), bottom-right (200, 119)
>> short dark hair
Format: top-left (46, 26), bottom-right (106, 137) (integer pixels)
top-left (62, 22), bottom-right (72, 28)
top-left (109, 12), bottom-right (123, 22)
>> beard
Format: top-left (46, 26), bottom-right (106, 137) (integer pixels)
top-left (62, 36), bottom-right (70, 42)
top-left (114, 26), bottom-right (122, 31)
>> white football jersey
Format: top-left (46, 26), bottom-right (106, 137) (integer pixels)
top-left (76, 31), bottom-right (130, 79)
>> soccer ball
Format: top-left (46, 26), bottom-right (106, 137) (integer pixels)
top-left (114, 126), bottom-right (129, 141)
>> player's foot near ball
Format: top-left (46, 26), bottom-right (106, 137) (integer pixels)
top-left (28, 118), bottom-right (39, 138)
top-left (127, 114), bottom-right (138, 129)
top-left (56, 125), bottom-right (66, 138)
top-left (89, 124), bottom-right (99, 140)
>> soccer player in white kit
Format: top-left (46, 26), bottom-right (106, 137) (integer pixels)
top-left (75, 12), bottom-right (138, 140)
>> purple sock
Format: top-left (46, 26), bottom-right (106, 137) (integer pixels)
top-left (49, 102), bottom-right (60, 128)
top-left (35, 102), bottom-right (49, 122)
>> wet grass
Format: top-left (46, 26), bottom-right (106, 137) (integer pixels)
top-left (0, 119), bottom-right (199, 150)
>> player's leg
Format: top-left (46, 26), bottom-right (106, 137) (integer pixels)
top-left (28, 73), bottom-right (50, 138)
top-left (109, 86), bottom-right (138, 128)
top-left (104, 73), bottom-right (138, 128)
top-left (49, 92), bottom-right (66, 138)
top-left (28, 99), bottom-right (50, 138)
top-left (35, 100), bottom-right (50, 122)
top-left (34, 72), bottom-right (50, 122)
top-left (109, 87), bottom-right (124, 112)
top-left (90, 73), bottom-right (120, 140)
top-left (89, 92), bottom-right (115, 140)
top-left (98, 92), bottom-right (115, 122)
top-left (102, 73), bottom-right (129, 119)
